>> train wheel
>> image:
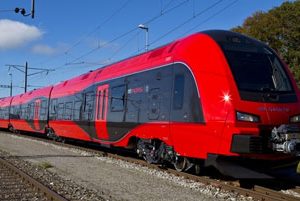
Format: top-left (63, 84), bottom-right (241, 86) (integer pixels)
top-left (136, 139), bottom-right (165, 164)
top-left (46, 128), bottom-right (64, 142)
top-left (193, 159), bottom-right (205, 175)
top-left (173, 156), bottom-right (188, 172)
top-left (195, 163), bottom-right (203, 175)
top-left (8, 125), bottom-right (15, 133)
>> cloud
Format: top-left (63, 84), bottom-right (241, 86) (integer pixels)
top-left (31, 43), bottom-right (69, 55)
top-left (0, 19), bottom-right (43, 50)
top-left (31, 44), bottom-right (55, 55)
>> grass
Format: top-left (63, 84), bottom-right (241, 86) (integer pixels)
top-left (38, 161), bottom-right (54, 169)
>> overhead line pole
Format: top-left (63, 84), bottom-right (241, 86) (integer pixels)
top-left (25, 62), bottom-right (28, 92)
top-left (9, 73), bottom-right (12, 96)
top-left (5, 62), bottom-right (55, 93)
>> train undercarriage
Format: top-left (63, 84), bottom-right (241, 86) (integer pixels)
top-left (135, 124), bottom-right (300, 179)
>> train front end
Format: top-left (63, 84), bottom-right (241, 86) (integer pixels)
top-left (202, 31), bottom-right (300, 175)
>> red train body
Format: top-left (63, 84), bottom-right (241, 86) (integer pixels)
top-left (0, 97), bottom-right (12, 128)
top-left (1, 30), bottom-right (300, 176)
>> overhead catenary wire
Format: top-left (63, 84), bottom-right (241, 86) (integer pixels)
top-left (0, 9), bottom-right (15, 12)
top-left (102, 0), bottom-right (237, 64)
top-left (31, 0), bottom-right (131, 67)
top-left (162, 0), bottom-right (177, 11)
top-left (65, 0), bottom-right (225, 70)
top-left (50, 0), bottom-right (191, 71)
top-left (70, 30), bottom-right (141, 68)
top-left (64, 0), bottom-right (131, 55)
top-left (35, 0), bottom-right (184, 69)
top-left (149, 0), bottom-right (224, 46)
top-left (181, 0), bottom-right (239, 37)
top-left (103, 30), bottom-right (141, 63)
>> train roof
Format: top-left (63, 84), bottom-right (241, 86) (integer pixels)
top-left (11, 86), bottom-right (53, 105)
top-left (202, 29), bottom-right (268, 48)
top-left (0, 96), bottom-right (13, 107)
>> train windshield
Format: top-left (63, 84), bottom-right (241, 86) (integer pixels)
top-left (224, 47), bottom-right (293, 92)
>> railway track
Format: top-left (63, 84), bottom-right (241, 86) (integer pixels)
top-left (0, 156), bottom-right (68, 201)
top-left (1, 130), bottom-right (300, 201)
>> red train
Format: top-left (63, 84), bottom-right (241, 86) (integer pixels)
top-left (1, 30), bottom-right (300, 177)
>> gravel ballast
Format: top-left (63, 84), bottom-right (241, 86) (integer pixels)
top-left (0, 132), bottom-right (251, 201)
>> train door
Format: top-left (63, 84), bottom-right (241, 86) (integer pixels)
top-left (34, 99), bottom-right (41, 131)
top-left (95, 84), bottom-right (109, 140)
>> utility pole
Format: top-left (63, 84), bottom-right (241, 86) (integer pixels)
top-left (9, 73), bottom-right (12, 96)
top-left (24, 62), bottom-right (28, 92)
top-left (5, 62), bottom-right (54, 93)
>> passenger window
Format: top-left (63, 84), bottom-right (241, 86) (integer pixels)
top-left (40, 100), bottom-right (47, 117)
top-left (64, 102), bottom-right (73, 120)
top-left (111, 85), bottom-right (126, 112)
top-left (57, 103), bottom-right (64, 119)
top-left (148, 88), bottom-right (160, 120)
top-left (73, 101), bottom-right (82, 120)
top-left (29, 103), bottom-right (34, 120)
top-left (51, 99), bottom-right (57, 114)
top-left (20, 105), bottom-right (26, 119)
top-left (83, 92), bottom-right (94, 121)
top-left (173, 74), bottom-right (185, 110)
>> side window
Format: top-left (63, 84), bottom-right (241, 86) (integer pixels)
top-left (83, 92), bottom-right (94, 121)
top-left (148, 88), bottom-right (160, 120)
top-left (9, 106), bottom-right (14, 119)
top-left (173, 74), bottom-right (185, 110)
top-left (111, 85), bottom-right (126, 112)
top-left (57, 103), bottom-right (64, 120)
top-left (50, 99), bottom-right (57, 120)
top-left (50, 99), bottom-right (57, 114)
top-left (14, 105), bottom-right (21, 119)
top-left (73, 101), bottom-right (82, 120)
top-left (20, 104), bottom-right (26, 119)
top-left (4, 108), bottom-right (8, 119)
top-left (34, 101), bottom-right (40, 119)
top-left (29, 103), bottom-right (34, 120)
top-left (40, 100), bottom-right (47, 117)
top-left (0, 108), bottom-right (3, 119)
top-left (26, 104), bottom-right (30, 120)
top-left (64, 102), bottom-right (72, 120)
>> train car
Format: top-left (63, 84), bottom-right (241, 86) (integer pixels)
top-left (9, 86), bottom-right (53, 134)
top-left (0, 97), bottom-right (13, 129)
top-left (45, 30), bottom-right (300, 176)
top-left (48, 71), bottom-right (98, 141)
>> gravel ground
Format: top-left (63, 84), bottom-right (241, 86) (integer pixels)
top-left (0, 132), bottom-right (252, 201)
top-left (0, 149), bottom-right (107, 201)
top-left (0, 157), bottom-right (49, 201)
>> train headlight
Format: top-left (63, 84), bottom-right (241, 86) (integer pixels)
top-left (290, 115), bottom-right (300, 123)
top-left (236, 111), bottom-right (260, 123)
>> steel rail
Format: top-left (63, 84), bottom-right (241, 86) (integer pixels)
top-left (2, 130), bottom-right (300, 201)
top-left (0, 157), bottom-right (68, 201)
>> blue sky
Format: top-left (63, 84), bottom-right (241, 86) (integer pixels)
top-left (0, 0), bottom-right (288, 98)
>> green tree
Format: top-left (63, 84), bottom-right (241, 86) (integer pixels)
top-left (232, 1), bottom-right (300, 86)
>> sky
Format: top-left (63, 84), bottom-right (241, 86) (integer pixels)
top-left (0, 0), bottom-right (289, 98)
